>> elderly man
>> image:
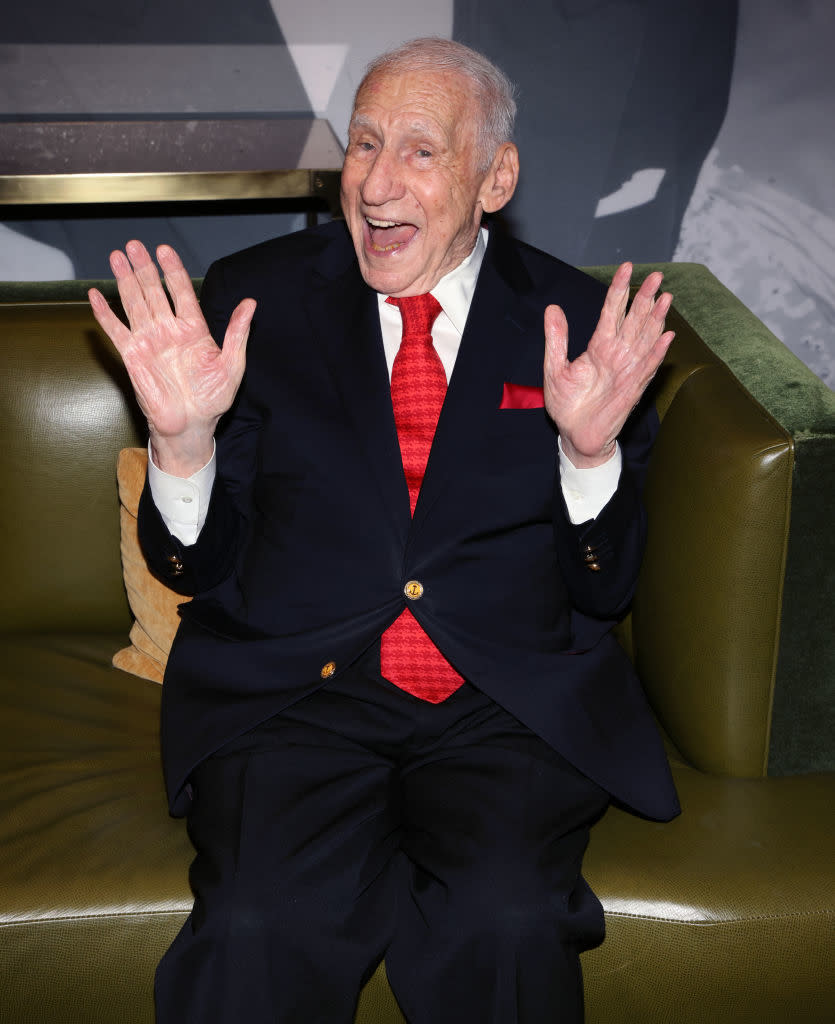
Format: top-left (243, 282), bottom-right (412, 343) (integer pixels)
top-left (90, 36), bottom-right (678, 1024)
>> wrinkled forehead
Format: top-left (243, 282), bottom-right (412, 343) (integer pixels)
top-left (351, 67), bottom-right (481, 133)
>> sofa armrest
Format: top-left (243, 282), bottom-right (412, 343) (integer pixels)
top-left (585, 263), bottom-right (834, 777)
top-left (635, 361), bottom-right (792, 776)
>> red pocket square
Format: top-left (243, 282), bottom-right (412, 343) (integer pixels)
top-left (500, 382), bottom-right (545, 409)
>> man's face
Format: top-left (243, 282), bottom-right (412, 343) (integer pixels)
top-left (341, 69), bottom-right (497, 297)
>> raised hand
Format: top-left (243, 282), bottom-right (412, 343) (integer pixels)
top-left (88, 240), bottom-right (255, 477)
top-left (544, 262), bottom-right (674, 468)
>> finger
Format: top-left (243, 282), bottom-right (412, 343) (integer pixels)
top-left (110, 243), bottom-right (170, 331)
top-left (157, 244), bottom-right (202, 320)
top-left (637, 289), bottom-right (673, 350)
top-left (125, 239), bottom-right (174, 322)
top-left (88, 286), bottom-right (133, 352)
top-left (629, 328), bottom-right (676, 397)
top-left (597, 261), bottom-right (633, 337)
top-left (648, 328), bottom-right (675, 371)
top-left (108, 247), bottom-right (153, 332)
top-left (622, 279), bottom-right (672, 352)
top-left (618, 274), bottom-right (656, 333)
top-left (650, 290), bottom-right (673, 332)
top-left (634, 269), bottom-right (664, 302)
top-left (623, 271), bottom-right (665, 337)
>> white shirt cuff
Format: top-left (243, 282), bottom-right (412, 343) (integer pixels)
top-left (146, 441), bottom-right (216, 546)
top-left (558, 438), bottom-right (622, 525)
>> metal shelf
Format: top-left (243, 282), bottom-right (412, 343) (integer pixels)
top-left (0, 118), bottom-right (343, 212)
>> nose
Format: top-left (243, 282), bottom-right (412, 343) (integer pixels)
top-left (360, 148), bottom-right (405, 207)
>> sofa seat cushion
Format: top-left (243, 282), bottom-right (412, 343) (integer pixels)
top-left (0, 634), bottom-right (408, 1024)
top-left (582, 760), bottom-right (835, 1022)
top-left (0, 633), bottom-right (193, 919)
top-left (0, 634), bottom-right (192, 1021)
top-left (2, 633), bottom-right (833, 1022)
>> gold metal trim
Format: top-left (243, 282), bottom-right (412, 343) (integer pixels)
top-left (0, 169), bottom-right (342, 206)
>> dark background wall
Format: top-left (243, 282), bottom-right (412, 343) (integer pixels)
top-left (1, 0), bottom-right (832, 383)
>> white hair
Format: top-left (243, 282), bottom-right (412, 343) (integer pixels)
top-left (358, 37), bottom-right (517, 171)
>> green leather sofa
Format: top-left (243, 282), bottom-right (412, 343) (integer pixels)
top-left (1, 264), bottom-right (832, 1022)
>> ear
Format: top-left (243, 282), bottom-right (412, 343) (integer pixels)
top-left (479, 142), bottom-right (520, 214)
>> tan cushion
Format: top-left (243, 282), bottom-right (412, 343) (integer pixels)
top-left (112, 448), bottom-right (190, 683)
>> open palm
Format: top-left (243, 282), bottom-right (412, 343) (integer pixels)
top-left (89, 240), bottom-right (255, 476)
top-left (544, 262), bottom-right (674, 468)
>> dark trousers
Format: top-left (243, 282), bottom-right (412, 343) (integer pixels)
top-left (155, 657), bottom-right (610, 1023)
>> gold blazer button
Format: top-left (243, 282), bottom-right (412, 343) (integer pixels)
top-left (320, 661), bottom-right (336, 679)
top-left (167, 554), bottom-right (184, 576)
top-left (404, 580), bottom-right (424, 600)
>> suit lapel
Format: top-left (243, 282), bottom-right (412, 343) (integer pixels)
top-left (305, 230), bottom-right (410, 540)
top-left (412, 228), bottom-right (545, 532)
top-left (303, 225), bottom-right (552, 543)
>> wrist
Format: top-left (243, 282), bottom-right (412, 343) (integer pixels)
top-left (559, 436), bottom-right (617, 470)
top-left (149, 425), bottom-right (217, 478)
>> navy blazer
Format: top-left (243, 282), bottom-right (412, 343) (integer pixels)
top-left (139, 220), bottom-right (679, 822)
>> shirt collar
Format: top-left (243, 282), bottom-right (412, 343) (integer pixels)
top-left (430, 226), bottom-right (487, 335)
top-left (377, 226), bottom-right (487, 336)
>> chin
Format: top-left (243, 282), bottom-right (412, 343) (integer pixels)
top-left (346, 218), bottom-right (427, 294)
top-left (359, 255), bottom-right (426, 297)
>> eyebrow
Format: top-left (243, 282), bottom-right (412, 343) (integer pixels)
top-left (348, 113), bottom-right (377, 133)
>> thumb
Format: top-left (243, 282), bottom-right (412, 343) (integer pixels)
top-left (543, 304), bottom-right (569, 374)
top-left (222, 297), bottom-right (256, 372)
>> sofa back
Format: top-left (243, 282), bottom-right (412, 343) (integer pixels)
top-left (1, 270), bottom-right (831, 779)
top-left (0, 283), bottom-right (143, 635)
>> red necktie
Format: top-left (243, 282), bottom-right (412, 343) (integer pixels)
top-left (380, 294), bottom-right (465, 703)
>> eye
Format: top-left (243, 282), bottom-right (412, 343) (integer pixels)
top-left (348, 133), bottom-right (377, 156)
top-left (416, 149), bottom-right (433, 159)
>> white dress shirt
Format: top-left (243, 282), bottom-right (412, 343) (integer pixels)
top-left (149, 227), bottom-right (620, 544)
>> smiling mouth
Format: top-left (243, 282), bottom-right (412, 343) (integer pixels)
top-left (365, 217), bottom-right (418, 253)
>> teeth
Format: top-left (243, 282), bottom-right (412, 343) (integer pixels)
top-left (364, 215), bottom-right (416, 252)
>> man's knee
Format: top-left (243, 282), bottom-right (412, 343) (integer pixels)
top-left (424, 859), bottom-right (604, 957)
